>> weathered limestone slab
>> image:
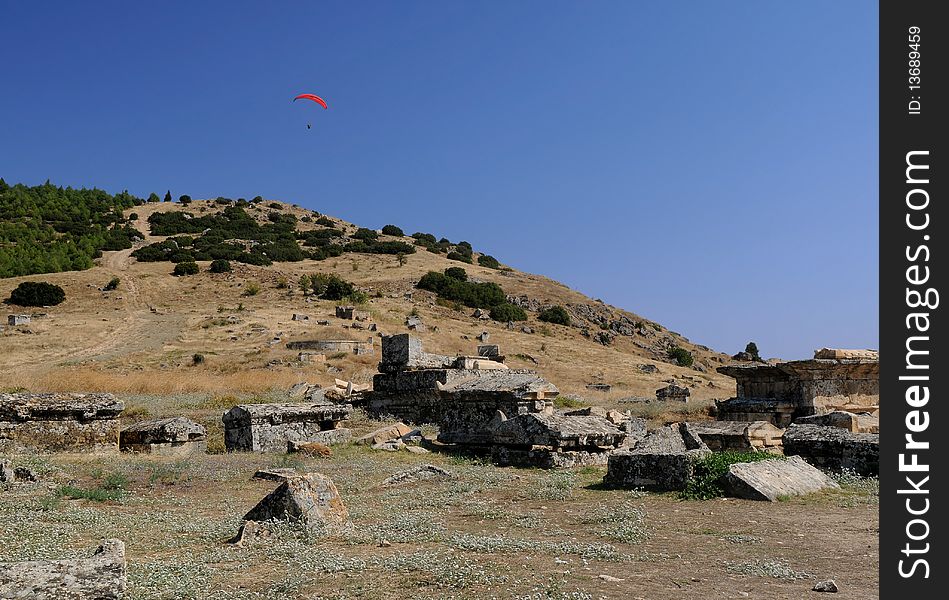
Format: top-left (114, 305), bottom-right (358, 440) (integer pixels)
top-left (335, 306), bottom-right (355, 319)
top-left (0, 539), bottom-right (126, 599)
top-left (382, 464), bottom-right (452, 486)
top-left (0, 393), bottom-right (123, 453)
top-left (243, 473), bottom-right (348, 529)
top-left (794, 410), bottom-right (879, 433)
top-left (603, 424), bottom-right (710, 491)
top-left (223, 403), bottom-right (352, 452)
top-left (120, 417), bottom-right (207, 456)
top-left (7, 315), bottom-right (30, 326)
top-left (477, 344), bottom-right (500, 357)
top-left (355, 423), bottom-right (414, 446)
top-left (724, 456), bottom-right (839, 501)
top-left (492, 446), bottom-right (613, 469)
top-left (452, 357), bottom-right (509, 370)
top-left (378, 334), bottom-right (454, 373)
top-left (291, 313), bottom-right (309, 321)
top-left (688, 420), bottom-right (784, 451)
top-left (487, 413), bottom-right (625, 450)
top-left (813, 348), bottom-right (878, 360)
top-left (782, 424), bottom-right (879, 475)
top-left (286, 338), bottom-right (373, 354)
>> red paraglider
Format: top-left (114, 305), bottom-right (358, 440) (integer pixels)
top-left (293, 93), bottom-right (328, 109)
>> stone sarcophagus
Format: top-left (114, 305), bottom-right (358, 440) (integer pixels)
top-left (0, 393), bottom-right (124, 453)
top-left (120, 417), bottom-right (207, 456)
top-left (222, 403), bottom-right (353, 452)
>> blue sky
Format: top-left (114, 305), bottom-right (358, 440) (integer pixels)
top-left (0, 1), bottom-right (878, 359)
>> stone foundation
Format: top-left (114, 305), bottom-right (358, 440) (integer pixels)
top-left (0, 393), bottom-right (124, 453)
top-left (782, 423), bottom-right (879, 475)
top-left (120, 417), bottom-right (207, 456)
top-left (223, 403), bottom-right (352, 452)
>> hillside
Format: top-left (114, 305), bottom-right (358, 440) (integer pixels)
top-left (1, 189), bottom-right (737, 406)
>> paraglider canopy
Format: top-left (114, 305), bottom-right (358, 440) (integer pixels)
top-left (293, 93), bottom-right (328, 109)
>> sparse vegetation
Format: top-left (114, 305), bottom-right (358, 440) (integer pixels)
top-left (242, 282), bottom-right (261, 296)
top-left (489, 302), bottom-right (527, 322)
top-left (381, 224), bottom-right (404, 236)
top-left (416, 269), bottom-right (506, 309)
top-left (477, 254), bottom-right (500, 269)
top-left (104, 276), bottom-right (121, 291)
top-left (208, 259), bottom-right (231, 273)
top-left (7, 281), bottom-right (66, 306)
top-left (172, 261), bottom-right (199, 276)
top-left (680, 451), bottom-right (778, 500)
top-left (744, 341), bottom-right (762, 361)
top-left (667, 346), bottom-right (694, 367)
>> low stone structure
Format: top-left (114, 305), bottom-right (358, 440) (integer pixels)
top-left (716, 348), bottom-right (879, 426)
top-left (724, 456), bottom-right (839, 501)
top-left (603, 423), bottom-right (710, 491)
top-left (0, 539), bottom-right (126, 600)
top-left (291, 313), bottom-right (309, 321)
top-left (794, 410), bottom-right (879, 433)
top-left (286, 337), bottom-right (374, 355)
top-left (335, 305), bottom-right (355, 319)
top-left (656, 383), bottom-right (690, 402)
top-left (120, 417), bottom-right (207, 456)
top-left (782, 423), bottom-right (879, 475)
top-left (297, 352), bottom-right (326, 363)
top-left (223, 403), bottom-right (353, 452)
top-left (687, 420), bottom-right (783, 452)
top-left (363, 335), bottom-right (626, 467)
top-left (6, 314), bottom-right (30, 326)
top-left (0, 393), bottom-right (124, 453)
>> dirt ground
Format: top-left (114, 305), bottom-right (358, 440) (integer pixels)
top-left (0, 396), bottom-right (878, 600)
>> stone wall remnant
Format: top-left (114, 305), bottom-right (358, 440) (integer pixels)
top-left (223, 403), bottom-right (353, 452)
top-left (0, 393), bottom-right (124, 453)
top-left (0, 539), bottom-right (126, 600)
top-left (603, 423), bottom-right (710, 491)
top-left (120, 417), bottom-right (207, 456)
top-left (782, 424), bottom-right (879, 475)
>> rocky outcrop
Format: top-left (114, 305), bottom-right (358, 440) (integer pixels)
top-left (223, 403), bottom-right (352, 453)
top-left (724, 456), bottom-right (839, 501)
top-left (120, 417), bottom-right (207, 456)
top-left (0, 539), bottom-right (126, 599)
top-left (0, 393), bottom-right (124, 453)
top-left (782, 424), bottom-right (879, 475)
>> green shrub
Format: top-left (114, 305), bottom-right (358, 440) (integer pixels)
top-left (667, 346), bottom-right (694, 367)
top-left (268, 202), bottom-right (282, 209)
top-left (103, 276), bottom-right (121, 291)
top-left (381, 224), bottom-right (404, 236)
top-left (178, 195), bottom-right (192, 204)
top-left (242, 282), bottom-right (261, 296)
top-left (478, 254), bottom-right (500, 269)
top-left (416, 270), bottom-right (506, 308)
top-left (8, 281), bottom-right (65, 306)
top-left (209, 259), bottom-right (231, 273)
top-left (681, 452), bottom-right (779, 500)
top-left (316, 216), bottom-right (335, 227)
top-left (192, 353), bottom-right (205, 365)
top-left (444, 266), bottom-right (468, 281)
top-left (172, 261), bottom-right (199, 276)
top-left (745, 342), bottom-right (762, 361)
top-left (446, 251), bottom-right (472, 264)
top-left (490, 302), bottom-right (527, 322)
top-left (411, 232), bottom-right (437, 244)
top-left (539, 305), bottom-right (571, 326)
top-left (554, 396), bottom-right (587, 409)
top-left (310, 274), bottom-right (356, 301)
top-left (353, 227), bottom-right (378, 242)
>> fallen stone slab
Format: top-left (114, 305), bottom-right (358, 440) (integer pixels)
top-left (782, 424), bottom-right (879, 476)
top-left (812, 579), bottom-right (839, 593)
top-left (287, 441), bottom-right (332, 456)
top-left (487, 412), bottom-right (626, 450)
top-left (355, 422), bottom-right (415, 446)
top-left (251, 468), bottom-right (298, 482)
top-left (0, 539), bottom-right (126, 599)
top-left (794, 410), bottom-right (878, 434)
top-left (688, 420), bottom-right (784, 452)
top-left (724, 456), bottom-right (839, 501)
top-left (382, 464), bottom-right (452, 486)
top-left (243, 472), bottom-right (348, 530)
top-left (120, 417), bottom-right (207, 456)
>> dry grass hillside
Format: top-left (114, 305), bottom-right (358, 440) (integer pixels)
top-left (1, 198), bottom-right (736, 411)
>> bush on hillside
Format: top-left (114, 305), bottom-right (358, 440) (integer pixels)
top-left (446, 251), bottom-right (472, 264)
top-left (490, 302), bottom-right (527, 322)
top-left (539, 305), bottom-right (571, 326)
top-left (381, 224), bottom-right (404, 236)
top-left (444, 267), bottom-right (468, 281)
top-left (478, 254), bottom-right (500, 269)
top-left (416, 270), bottom-right (506, 309)
top-left (667, 346), bottom-right (694, 367)
top-left (172, 261), bottom-right (199, 276)
top-left (680, 452), bottom-right (779, 500)
top-left (209, 259), bottom-right (231, 273)
top-left (8, 281), bottom-right (66, 306)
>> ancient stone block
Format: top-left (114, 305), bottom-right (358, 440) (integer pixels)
top-left (715, 397), bottom-right (798, 428)
top-left (477, 344), bottom-right (500, 357)
top-left (813, 348), bottom-right (878, 360)
top-left (335, 306), bottom-right (355, 319)
top-left (6, 315), bottom-right (30, 326)
top-left (291, 313), bottom-right (309, 321)
top-left (286, 338), bottom-right (373, 354)
top-left (382, 464), bottom-right (452, 486)
top-left (487, 413), bottom-right (625, 450)
top-left (656, 383), bottom-right (690, 402)
top-left (794, 410), bottom-right (879, 433)
top-left (223, 403), bottom-right (353, 452)
top-left (0, 393), bottom-right (124, 453)
top-left (243, 473), bottom-right (348, 530)
top-left (724, 456), bottom-right (839, 501)
top-left (492, 446), bottom-right (613, 469)
top-left (452, 357), bottom-right (509, 370)
top-left (378, 334), bottom-right (454, 373)
top-left (782, 424), bottom-right (879, 475)
top-left (120, 417), bottom-right (207, 456)
top-left (355, 422), bottom-right (414, 446)
top-left (287, 440), bottom-right (332, 456)
top-left (688, 420), bottom-right (784, 452)
top-left (0, 539), bottom-right (126, 600)
top-left (602, 424), bottom-right (710, 491)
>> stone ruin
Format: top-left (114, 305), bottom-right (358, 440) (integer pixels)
top-left (782, 423), bottom-right (879, 476)
top-left (223, 402), bottom-right (353, 452)
top-left (686, 420), bottom-right (784, 452)
top-left (0, 539), bottom-right (127, 600)
top-left (6, 314), bottom-right (30, 326)
top-left (715, 348), bottom-right (879, 427)
top-left (0, 393), bottom-right (124, 453)
top-left (655, 383), bottom-right (690, 402)
top-left (286, 337), bottom-right (374, 355)
top-left (120, 417), bottom-right (207, 456)
top-left (335, 305), bottom-right (371, 321)
top-left (359, 334), bottom-right (628, 468)
top-left (604, 423), bottom-right (710, 491)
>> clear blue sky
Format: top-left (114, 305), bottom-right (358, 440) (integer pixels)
top-left (0, 1), bottom-right (878, 359)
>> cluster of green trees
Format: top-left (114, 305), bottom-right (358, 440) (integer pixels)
top-left (7, 281), bottom-right (66, 306)
top-left (298, 273), bottom-right (363, 301)
top-left (667, 346), bottom-right (694, 367)
top-left (0, 179), bottom-right (143, 278)
top-left (416, 267), bottom-right (524, 321)
top-left (539, 305), bottom-right (571, 326)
